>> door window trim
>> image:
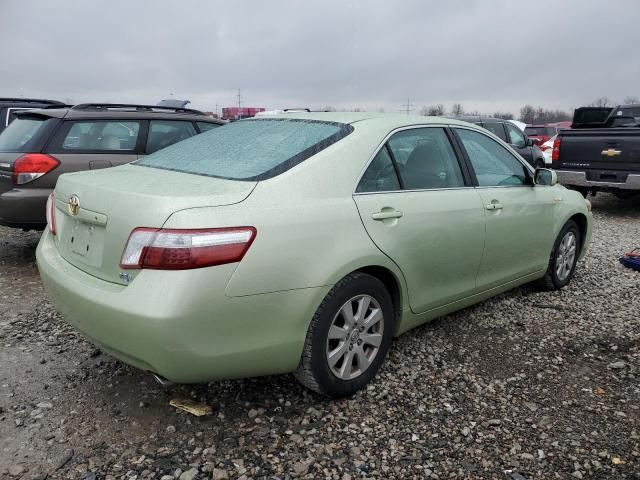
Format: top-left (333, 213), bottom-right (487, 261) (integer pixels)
top-left (451, 126), bottom-right (535, 189)
top-left (353, 124), bottom-right (475, 195)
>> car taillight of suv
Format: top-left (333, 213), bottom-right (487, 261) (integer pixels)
top-left (12, 153), bottom-right (60, 185)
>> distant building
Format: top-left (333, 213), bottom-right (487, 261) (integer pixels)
top-left (222, 107), bottom-right (266, 121)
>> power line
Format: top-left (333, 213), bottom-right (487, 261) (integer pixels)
top-left (400, 98), bottom-right (413, 115)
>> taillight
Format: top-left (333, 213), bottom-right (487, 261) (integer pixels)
top-left (120, 227), bottom-right (256, 270)
top-left (46, 192), bottom-right (57, 235)
top-left (12, 153), bottom-right (60, 185)
top-left (551, 137), bottom-right (561, 163)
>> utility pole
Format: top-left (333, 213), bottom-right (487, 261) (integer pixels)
top-left (400, 98), bottom-right (413, 115)
top-left (237, 89), bottom-right (243, 109)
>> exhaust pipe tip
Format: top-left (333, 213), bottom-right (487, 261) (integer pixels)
top-left (150, 372), bottom-right (174, 388)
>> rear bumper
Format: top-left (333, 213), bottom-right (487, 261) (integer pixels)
top-left (556, 170), bottom-right (640, 191)
top-left (36, 230), bottom-right (329, 383)
top-left (0, 186), bottom-right (49, 228)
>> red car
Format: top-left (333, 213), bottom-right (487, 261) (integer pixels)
top-left (524, 125), bottom-right (559, 146)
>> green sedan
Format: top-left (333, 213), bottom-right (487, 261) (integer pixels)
top-left (36, 113), bottom-right (592, 397)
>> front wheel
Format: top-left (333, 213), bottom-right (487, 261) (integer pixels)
top-left (537, 220), bottom-right (581, 290)
top-left (295, 272), bottom-right (394, 397)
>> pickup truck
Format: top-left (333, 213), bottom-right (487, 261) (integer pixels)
top-left (553, 104), bottom-right (640, 198)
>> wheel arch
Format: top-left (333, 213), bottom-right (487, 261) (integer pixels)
top-left (568, 212), bottom-right (589, 258)
top-left (353, 265), bottom-right (404, 334)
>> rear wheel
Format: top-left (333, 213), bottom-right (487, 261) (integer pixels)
top-left (537, 220), bottom-right (581, 290)
top-left (295, 272), bottom-right (394, 397)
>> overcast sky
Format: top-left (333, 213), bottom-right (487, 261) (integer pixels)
top-left (1, 0), bottom-right (639, 115)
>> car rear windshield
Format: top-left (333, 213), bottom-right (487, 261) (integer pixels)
top-left (0, 117), bottom-right (49, 152)
top-left (135, 118), bottom-right (353, 181)
top-left (524, 127), bottom-right (554, 136)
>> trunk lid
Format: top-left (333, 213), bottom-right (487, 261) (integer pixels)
top-left (558, 129), bottom-right (640, 176)
top-left (52, 164), bottom-right (256, 284)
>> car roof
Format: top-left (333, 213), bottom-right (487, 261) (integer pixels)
top-left (14, 103), bottom-right (225, 123)
top-left (0, 97), bottom-right (65, 106)
top-left (257, 111), bottom-right (478, 130)
top-left (447, 115), bottom-right (509, 123)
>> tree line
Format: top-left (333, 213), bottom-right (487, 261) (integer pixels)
top-left (415, 96), bottom-right (639, 124)
top-left (322, 96), bottom-right (639, 124)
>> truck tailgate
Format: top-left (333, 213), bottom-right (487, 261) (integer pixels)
top-left (558, 129), bottom-right (640, 173)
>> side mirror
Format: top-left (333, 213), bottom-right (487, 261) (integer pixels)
top-left (535, 168), bottom-right (557, 186)
top-left (526, 137), bottom-right (536, 147)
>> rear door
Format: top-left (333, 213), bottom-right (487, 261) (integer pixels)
top-left (453, 127), bottom-right (555, 289)
top-left (353, 126), bottom-right (485, 314)
top-left (47, 119), bottom-right (142, 177)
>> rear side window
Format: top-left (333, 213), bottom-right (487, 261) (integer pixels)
top-left (62, 121), bottom-right (140, 151)
top-left (483, 122), bottom-right (507, 141)
top-left (146, 120), bottom-right (197, 154)
top-left (356, 147), bottom-right (400, 192)
top-left (136, 118), bottom-right (353, 181)
top-left (388, 128), bottom-right (464, 189)
top-left (197, 121), bottom-right (220, 132)
top-left (0, 117), bottom-right (48, 152)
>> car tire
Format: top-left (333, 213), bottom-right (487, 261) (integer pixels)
top-left (537, 220), bottom-right (581, 290)
top-left (294, 272), bottom-right (394, 397)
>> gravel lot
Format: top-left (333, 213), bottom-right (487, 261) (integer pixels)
top-left (1, 194), bottom-right (638, 480)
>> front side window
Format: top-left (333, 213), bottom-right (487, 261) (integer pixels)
top-left (356, 147), bottom-right (400, 192)
top-left (62, 121), bottom-right (140, 151)
top-left (146, 120), bottom-right (197, 154)
top-left (483, 122), bottom-right (507, 141)
top-left (505, 122), bottom-right (526, 148)
top-left (387, 128), bottom-right (464, 189)
top-left (456, 128), bottom-right (530, 187)
top-left (136, 118), bottom-right (353, 181)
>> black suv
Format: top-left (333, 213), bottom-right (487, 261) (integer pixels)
top-left (451, 116), bottom-right (545, 167)
top-left (0, 103), bottom-right (225, 229)
top-left (0, 98), bottom-right (66, 135)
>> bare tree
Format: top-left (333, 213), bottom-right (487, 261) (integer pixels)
top-left (590, 97), bottom-right (612, 107)
top-left (623, 96), bottom-right (640, 105)
top-left (493, 111), bottom-right (514, 120)
top-left (451, 103), bottom-right (464, 116)
top-left (519, 104), bottom-right (571, 124)
top-left (419, 106), bottom-right (430, 116)
top-left (519, 104), bottom-right (536, 124)
top-left (428, 104), bottom-right (445, 116)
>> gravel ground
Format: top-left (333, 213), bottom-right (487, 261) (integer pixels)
top-left (1, 194), bottom-right (638, 480)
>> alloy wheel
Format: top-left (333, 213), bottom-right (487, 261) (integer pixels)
top-left (555, 231), bottom-right (577, 282)
top-left (325, 294), bottom-right (384, 380)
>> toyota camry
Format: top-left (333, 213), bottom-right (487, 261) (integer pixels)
top-left (36, 113), bottom-right (592, 397)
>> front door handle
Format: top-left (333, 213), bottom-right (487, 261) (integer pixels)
top-left (372, 209), bottom-right (403, 220)
top-left (485, 200), bottom-right (503, 211)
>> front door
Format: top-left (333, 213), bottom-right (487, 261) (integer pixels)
top-left (454, 127), bottom-right (555, 289)
top-left (353, 127), bottom-right (486, 314)
top-left (504, 121), bottom-right (534, 164)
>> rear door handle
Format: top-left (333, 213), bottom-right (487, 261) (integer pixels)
top-left (372, 209), bottom-right (403, 220)
top-left (485, 200), bottom-right (503, 211)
